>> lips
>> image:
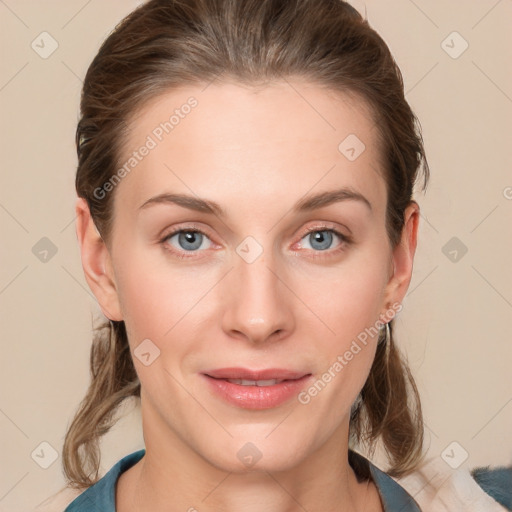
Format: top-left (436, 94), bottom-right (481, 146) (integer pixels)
top-left (204, 367), bottom-right (309, 381)
top-left (202, 367), bottom-right (312, 409)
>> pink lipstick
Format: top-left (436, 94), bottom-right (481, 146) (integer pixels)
top-left (202, 367), bottom-right (312, 410)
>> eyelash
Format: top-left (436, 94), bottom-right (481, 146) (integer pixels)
top-left (158, 224), bottom-right (353, 260)
top-left (299, 225), bottom-right (352, 260)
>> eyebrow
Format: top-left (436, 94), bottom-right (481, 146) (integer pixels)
top-left (138, 186), bottom-right (372, 216)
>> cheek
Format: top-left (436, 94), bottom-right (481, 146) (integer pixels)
top-left (293, 266), bottom-right (386, 420)
top-left (296, 252), bottom-right (389, 343)
top-left (113, 250), bottom-right (220, 346)
top-left (290, 245), bottom-right (390, 403)
top-left (116, 269), bottom-right (170, 341)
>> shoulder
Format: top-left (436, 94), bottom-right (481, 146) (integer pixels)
top-left (33, 487), bottom-right (84, 512)
top-left (395, 455), bottom-right (511, 512)
top-left (37, 449), bottom-right (147, 512)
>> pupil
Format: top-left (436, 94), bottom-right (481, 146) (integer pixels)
top-left (311, 230), bottom-right (332, 250)
top-left (179, 231), bottom-right (202, 250)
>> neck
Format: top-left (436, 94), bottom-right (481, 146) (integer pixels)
top-left (116, 400), bottom-right (381, 512)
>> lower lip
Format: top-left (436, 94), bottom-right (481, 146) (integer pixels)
top-left (202, 374), bottom-right (312, 410)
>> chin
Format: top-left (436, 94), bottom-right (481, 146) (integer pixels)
top-left (196, 430), bottom-right (313, 475)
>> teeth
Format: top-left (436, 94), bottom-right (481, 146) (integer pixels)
top-left (226, 378), bottom-right (282, 386)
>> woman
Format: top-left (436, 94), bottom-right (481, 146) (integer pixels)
top-left (36, 0), bottom-right (510, 510)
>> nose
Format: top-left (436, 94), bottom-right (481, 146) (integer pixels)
top-left (221, 247), bottom-right (295, 345)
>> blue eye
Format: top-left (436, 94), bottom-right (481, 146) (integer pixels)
top-left (299, 228), bottom-right (350, 253)
top-left (159, 225), bottom-right (351, 260)
top-left (164, 229), bottom-right (212, 252)
top-left (305, 230), bottom-right (334, 250)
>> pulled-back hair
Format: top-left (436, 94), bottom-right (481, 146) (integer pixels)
top-left (64, 0), bottom-right (429, 488)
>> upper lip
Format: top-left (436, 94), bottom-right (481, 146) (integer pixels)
top-left (204, 367), bottom-right (310, 381)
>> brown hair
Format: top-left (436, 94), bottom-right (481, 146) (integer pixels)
top-left (64, 0), bottom-right (429, 488)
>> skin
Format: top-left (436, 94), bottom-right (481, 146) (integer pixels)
top-left (76, 79), bottom-right (419, 512)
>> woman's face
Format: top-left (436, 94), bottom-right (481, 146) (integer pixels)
top-left (78, 79), bottom-right (418, 474)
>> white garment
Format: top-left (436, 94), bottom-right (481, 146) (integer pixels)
top-left (396, 455), bottom-right (508, 511)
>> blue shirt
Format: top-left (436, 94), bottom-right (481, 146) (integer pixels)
top-left (64, 449), bottom-right (422, 511)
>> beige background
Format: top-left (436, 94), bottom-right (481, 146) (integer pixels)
top-left (1, 0), bottom-right (511, 510)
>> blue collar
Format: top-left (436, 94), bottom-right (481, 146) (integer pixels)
top-left (65, 448), bottom-right (421, 511)
top-left (349, 450), bottom-right (421, 511)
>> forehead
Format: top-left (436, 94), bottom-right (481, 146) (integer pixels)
top-left (114, 79), bottom-right (386, 217)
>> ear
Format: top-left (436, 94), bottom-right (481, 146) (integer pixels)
top-left (382, 201), bottom-right (420, 312)
top-left (75, 197), bottom-right (123, 321)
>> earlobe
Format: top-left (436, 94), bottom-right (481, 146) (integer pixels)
top-left (75, 197), bottom-right (123, 321)
top-left (383, 201), bottom-right (420, 308)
